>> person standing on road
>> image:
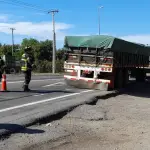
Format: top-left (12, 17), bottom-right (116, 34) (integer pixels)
top-left (0, 56), bottom-right (6, 81)
top-left (21, 46), bottom-right (35, 92)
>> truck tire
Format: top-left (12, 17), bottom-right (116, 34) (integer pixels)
top-left (136, 68), bottom-right (146, 82)
top-left (123, 68), bottom-right (129, 87)
top-left (130, 68), bottom-right (136, 78)
top-left (114, 68), bottom-right (123, 89)
top-left (10, 68), bottom-right (16, 74)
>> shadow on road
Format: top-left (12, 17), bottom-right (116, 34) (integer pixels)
top-left (1, 90), bottom-right (73, 94)
top-left (0, 90), bottom-right (74, 103)
top-left (28, 90), bottom-right (74, 94)
top-left (119, 80), bottom-right (150, 98)
top-left (0, 123), bottom-right (45, 135)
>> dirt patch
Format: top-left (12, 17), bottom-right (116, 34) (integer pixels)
top-left (1, 82), bottom-right (150, 150)
top-left (22, 93), bottom-right (150, 150)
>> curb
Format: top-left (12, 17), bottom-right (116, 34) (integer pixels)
top-left (0, 90), bottom-right (121, 139)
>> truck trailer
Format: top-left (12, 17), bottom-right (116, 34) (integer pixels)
top-left (2, 55), bottom-right (21, 74)
top-left (63, 35), bottom-right (150, 90)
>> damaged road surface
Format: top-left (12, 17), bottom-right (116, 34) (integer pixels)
top-left (1, 81), bottom-right (150, 150)
top-left (0, 74), bottom-right (114, 138)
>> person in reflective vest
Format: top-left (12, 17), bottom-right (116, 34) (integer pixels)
top-left (21, 46), bottom-right (35, 91)
top-left (0, 56), bottom-right (6, 81)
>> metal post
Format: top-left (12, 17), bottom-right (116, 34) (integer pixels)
top-left (48, 9), bottom-right (59, 74)
top-left (10, 28), bottom-right (15, 56)
top-left (98, 6), bottom-right (103, 35)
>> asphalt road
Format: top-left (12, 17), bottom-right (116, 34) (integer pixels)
top-left (0, 74), bottom-right (107, 134)
top-left (1, 76), bottom-right (150, 150)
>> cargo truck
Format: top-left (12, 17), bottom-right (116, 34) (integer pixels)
top-left (63, 35), bottom-right (150, 90)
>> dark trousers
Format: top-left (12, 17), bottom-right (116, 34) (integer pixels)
top-left (0, 71), bottom-right (2, 82)
top-left (23, 70), bottom-right (31, 87)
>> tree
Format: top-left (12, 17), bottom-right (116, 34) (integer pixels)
top-left (0, 44), bottom-right (12, 55)
top-left (21, 38), bottom-right (53, 61)
top-left (21, 38), bottom-right (40, 61)
top-left (0, 44), bottom-right (21, 56)
top-left (39, 40), bottom-right (53, 61)
top-left (0, 38), bottom-right (65, 73)
top-left (56, 48), bottom-right (65, 60)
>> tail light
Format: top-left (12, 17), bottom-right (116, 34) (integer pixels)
top-left (69, 55), bottom-right (73, 60)
top-left (108, 68), bottom-right (111, 71)
top-left (104, 58), bottom-right (111, 61)
top-left (71, 70), bottom-right (77, 76)
top-left (101, 57), bottom-right (113, 64)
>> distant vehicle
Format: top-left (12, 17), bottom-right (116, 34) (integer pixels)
top-left (2, 55), bottom-right (21, 74)
top-left (63, 35), bottom-right (150, 91)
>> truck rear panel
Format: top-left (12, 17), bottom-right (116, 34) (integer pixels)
top-left (63, 35), bottom-right (150, 90)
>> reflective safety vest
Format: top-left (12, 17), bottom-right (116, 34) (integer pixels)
top-left (21, 54), bottom-right (28, 71)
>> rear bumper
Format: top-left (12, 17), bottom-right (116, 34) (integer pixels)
top-left (64, 75), bottom-right (109, 91)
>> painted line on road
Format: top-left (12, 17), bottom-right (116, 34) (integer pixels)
top-left (7, 79), bottom-right (64, 84)
top-left (34, 94), bottom-right (45, 97)
top-left (0, 90), bottom-right (93, 113)
top-left (42, 82), bottom-right (64, 87)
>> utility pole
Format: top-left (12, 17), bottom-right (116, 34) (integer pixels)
top-left (98, 6), bottom-right (103, 35)
top-left (48, 9), bottom-right (59, 74)
top-left (10, 28), bottom-right (15, 56)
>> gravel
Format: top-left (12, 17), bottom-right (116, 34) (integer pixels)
top-left (1, 81), bottom-right (150, 150)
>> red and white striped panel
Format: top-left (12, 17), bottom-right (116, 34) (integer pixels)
top-left (64, 63), bottom-right (78, 69)
top-left (64, 70), bottom-right (77, 76)
top-left (74, 66), bottom-right (112, 72)
top-left (64, 75), bottom-right (111, 84)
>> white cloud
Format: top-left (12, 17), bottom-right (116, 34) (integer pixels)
top-left (120, 35), bottom-right (150, 45)
top-left (0, 21), bottom-right (73, 41)
top-left (33, 12), bottom-right (47, 16)
top-left (0, 15), bottom-right (9, 22)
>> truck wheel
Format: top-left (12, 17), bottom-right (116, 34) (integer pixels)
top-left (130, 68), bottom-right (136, 78)
top-left (114, 68), bottom-right (123, 89)
top-left (10, 68), bottom-right (16, 74)
top-left (136, 69), bottom-right (146, 82)
top-left (123, 68), bottom-right (129, 87)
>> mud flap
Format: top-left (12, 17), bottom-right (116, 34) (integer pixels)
top-left (64, 78), bottom-right (108, 91)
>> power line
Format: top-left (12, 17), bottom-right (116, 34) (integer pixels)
top-left (12, 0), bottom-right (44, 9)
top-left (0, 0), bottom-right (48, 13)
top-left (12, 0), bottom-right (48, 13)
top-left (0, 0), bottom-right (69, 14)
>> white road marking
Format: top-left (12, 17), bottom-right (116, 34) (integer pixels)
top-left (65, 88), bottom-right (72, 91)
top-left (0, 90), bottom-right (93, 113)
top-left (7, 79), bottom-right (64, 84)
top-left (46, 123), bottom-right (52, 127)
top-left (34, 94), bottom-right (45, 96)
top-left (42, 82), bottom-right (64, 87)
top-left (80, 90), bottom-right (95, 93)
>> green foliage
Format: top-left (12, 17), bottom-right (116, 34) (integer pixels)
top-left (0, 38), bottom-right (65, 73)
top-left (21, 38), bottom-right (40, 60)
top-left (56, 48), bottom-right (65, 60)
top-left (34, 60), bottom-right (64, 73)
top-left (13, 49), bottom-right (23, 61)
top-left (39, 40), bottom-right (53, 61)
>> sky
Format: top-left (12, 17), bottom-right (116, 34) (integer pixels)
top-left (0, 0), bottom-right (150, 48)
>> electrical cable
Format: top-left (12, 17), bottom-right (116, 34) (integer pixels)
top-left (0, 0), bottom-right (48, 13)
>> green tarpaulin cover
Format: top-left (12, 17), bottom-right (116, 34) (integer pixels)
top-left (64, 35), bottom-right (150, 56)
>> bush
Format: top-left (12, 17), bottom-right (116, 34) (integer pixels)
top-left (34, 60), bottom-right (64, 73)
